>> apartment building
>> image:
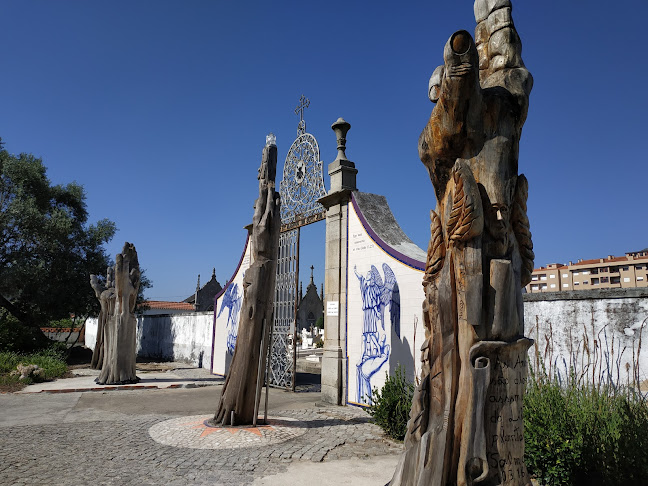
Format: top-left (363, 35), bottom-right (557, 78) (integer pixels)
top-left (526, 249), bottom-right (648, 293)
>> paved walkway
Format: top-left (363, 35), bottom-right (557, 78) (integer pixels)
top-left (0, 364), bottom-right (403, 485)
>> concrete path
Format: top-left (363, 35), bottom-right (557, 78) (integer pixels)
top-left (16, 365), bottom-right (223, 394)
top-left (0, 364), bottom-right (402, 485)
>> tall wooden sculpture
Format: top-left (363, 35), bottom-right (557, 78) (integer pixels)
top-left (94, 242), bottom-right (140, 385)
top-left (391, 1), bottom-right (534, 485)
top-left (213, 136), bottom-right (281, 426)
top-left (89, 266), bottom-right (115, 370)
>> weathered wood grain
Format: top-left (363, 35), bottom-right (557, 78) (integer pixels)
top-left (391, 1), bottom-right (534, 484)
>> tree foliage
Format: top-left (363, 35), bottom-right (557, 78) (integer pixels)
top-left (0, 139), bottom-right (116, 328)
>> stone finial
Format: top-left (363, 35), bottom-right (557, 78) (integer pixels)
top-left (310, 265), bottom-right (315, 285)
top-left (212, 268), bottom-right (216, 279)
top-left (325, 117), bottom-right (357, 194)
top-left (331, 117), bottom-right (351, 162)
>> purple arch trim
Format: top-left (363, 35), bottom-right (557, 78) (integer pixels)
top-left (350, 193), bottom-right (426, 271)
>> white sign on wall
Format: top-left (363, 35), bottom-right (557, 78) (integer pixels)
top-left (327, 301), bottom-right (339, 316)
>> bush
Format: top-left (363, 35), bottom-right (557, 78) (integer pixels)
top-left (0, 314), bottom-right (51, 353)
top-left (0, 347), bottom-right (68, 388)
top-left (366, 365), bottom-right (414, 441)
top-left (524, 368), bottom-right (648, 486)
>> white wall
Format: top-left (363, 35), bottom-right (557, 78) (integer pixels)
top-left (212, 235), bottom-right (251, 376)
top-left (346, 202), bottom-right (427, 406)
top-left (85, 312), bottom-right (214, 368)
top-left (524, 291), bottom-right (648, 388)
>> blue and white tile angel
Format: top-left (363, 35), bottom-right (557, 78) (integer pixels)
top-left (218, 283), bottom-right (242, 355)
top-left (354, 263), bottom-right (398, 404)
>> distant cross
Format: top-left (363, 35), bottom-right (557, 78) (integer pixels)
top-left (295, 95), bottom-right (310, 135)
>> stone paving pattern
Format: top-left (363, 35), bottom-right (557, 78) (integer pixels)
top-left (0, 406), bottom-right (402, 485)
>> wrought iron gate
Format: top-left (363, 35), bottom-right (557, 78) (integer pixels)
top-left (268, 95), bottom-right (327, 390)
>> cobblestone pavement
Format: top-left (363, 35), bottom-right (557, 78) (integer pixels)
top-left (0, 404), bottom-right (402, 485)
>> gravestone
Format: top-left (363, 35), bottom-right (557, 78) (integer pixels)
top-left (93, 242), bottom-right (141, 385)
top-left (391, 1), bottom-right (534, 485)
top-left (212, 135), bottom-right (281, 426)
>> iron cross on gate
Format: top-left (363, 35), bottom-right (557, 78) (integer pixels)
top-left (295, 95), bottom-right (310, 135)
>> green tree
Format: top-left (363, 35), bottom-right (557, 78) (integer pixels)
top-left (0, 139), bottom-right (116, 331)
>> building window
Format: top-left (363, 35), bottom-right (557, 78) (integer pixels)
top-left (637, 265), bottom-right (644, 270)
top-left (563, 274), bottom-right (569, 278)
top-left (531, 284), bottom-right (539, 290)
top-left (638, 276), bottom-right (645, 281)
top-left (582, 281), bottom-right (589, 285)
top-left (540, 284), bottom-right (547, 290)
top-left (622, 266), bottom-right (629, 271)
top-left (582, 271), bottom-right (590, 275)
top-left (550, 274), bottom-right (556, 279)
top-left (601, 277), bottom-right (609, 283)
top-left (592, 278), bottom-right (600, 285)
top-left (563, 283), bottom-right (569, 288)
top-left (601, 267), bottom-right (608, 273)
top-left (590, 268), bottom-right (598, 274)
top-left (624, 277), bottom-right (631, 282)
top-left (574, 282), bottom-right (580, 286)
top-left (574, 272), bottom-right (579, 276)
top-left (531, 275), bottom-right (538, 281)
top-left (540, 275), bottom-right (547, 281)
top-left (611, 276), bottom-right (620, 284)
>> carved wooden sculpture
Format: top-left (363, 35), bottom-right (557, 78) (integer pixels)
top-left (213, 139), bottom-right (281, 426)
top-left (95, 242), bottom-right (140, 385)
top-left (391, 1), bottom-right (534, 485)
top-left (89, 266), bottom-right (115, 370)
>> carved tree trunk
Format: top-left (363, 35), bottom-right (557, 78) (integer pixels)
top-left (213, 141), bottom-right (281, 426)
top-left (95, 243), bottom-right (140, 385)
top-left (391, 1), bottom-right (534, 485)
top-left (90, 267), bottom-right (115, 370)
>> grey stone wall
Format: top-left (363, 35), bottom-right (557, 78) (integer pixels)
top-left (523, 288), bottom-right (648, 387)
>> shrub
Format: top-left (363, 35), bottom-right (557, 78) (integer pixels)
top-left (0, 347), bottom-right (68, 388)
top-left (524, 367), bottom-right (648, 486)
top-left (0, 314), bottom-right (51, 353)
top-left (366, 365), bottom-right (414, 441)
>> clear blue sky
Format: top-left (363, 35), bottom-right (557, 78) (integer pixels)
top-left (2, 1), bottom-right (647, 301)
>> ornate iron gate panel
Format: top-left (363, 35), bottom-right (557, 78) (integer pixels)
top-left (269, 95), bottom-right (327, 390)
top-left (270, 228), bottom-right (299, 389)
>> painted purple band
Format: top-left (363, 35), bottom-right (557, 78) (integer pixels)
top-left (350, 193), bottom-right (425, 271)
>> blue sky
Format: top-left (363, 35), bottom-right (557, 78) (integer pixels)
top-left (2, 1), bottom-right (647, 300)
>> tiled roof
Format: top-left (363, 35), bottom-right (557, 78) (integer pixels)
top-left (145, 301), bottom-right (194, 311)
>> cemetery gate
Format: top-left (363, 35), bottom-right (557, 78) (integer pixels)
top-left (269, 95), bottom-right (327, 390)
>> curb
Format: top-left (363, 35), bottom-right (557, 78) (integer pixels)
top-left (17, 382), bottom-right (221, 394)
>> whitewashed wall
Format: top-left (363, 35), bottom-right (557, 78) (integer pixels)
top-left (85, 312), bottom-right (214, 368)
top-left (524, 290), bottom-right (648, 388)
top-left (346, 200), bottom-right (427, 406)
top-left (211, 235), bottom-right (251, 376)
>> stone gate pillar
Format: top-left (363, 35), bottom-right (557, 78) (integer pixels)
top-left (318, 118), bottom-right (357, 405)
